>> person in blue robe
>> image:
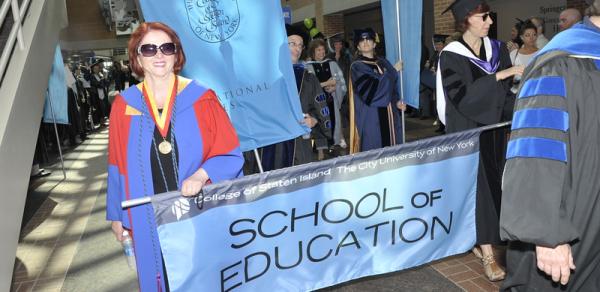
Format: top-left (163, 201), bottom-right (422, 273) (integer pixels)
top-left (349, 28), bottom-right (405, 153)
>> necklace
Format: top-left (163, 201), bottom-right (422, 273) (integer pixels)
top-left (158, 140), bottom-right (172, 155)
top-left (142, 76), bottom-right (178, 154)
top-left (140, 81), bottom-right (180, 191)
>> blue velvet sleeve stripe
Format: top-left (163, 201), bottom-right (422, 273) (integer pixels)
top-left (512, 108), bottom-right (569, 132)
top-left (202, 147), bottom-right (244, 183)
top-left (506, 137), bottom-right (567, 162)
top-left (518, 76), bottom-right (566, 99)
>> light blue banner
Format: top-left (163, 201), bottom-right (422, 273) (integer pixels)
top-left (138, 0), bottom-right (308, 151)
top-left (381, 0), bottom-right (422, 109)
top-left (152, 130), bottom-right (480, 291)
top-left (43, 45), bottom-right (68, 124)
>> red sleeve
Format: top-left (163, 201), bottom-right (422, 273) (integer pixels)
top-left (106, 96), bottom-right (132, 222)
top-left (193, 90), bottom-right (244, 182)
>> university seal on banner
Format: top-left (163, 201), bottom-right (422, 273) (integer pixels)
top-left (185, 0), bottom-right (240, 43)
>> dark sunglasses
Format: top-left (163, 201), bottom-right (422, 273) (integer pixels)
top-left (138, 42), bottom-right (177, 57)
top-left (478, 12), bottom-right (492, 22)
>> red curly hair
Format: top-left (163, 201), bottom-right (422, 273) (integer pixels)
top-left (128, 22), bottom-right (186, 77)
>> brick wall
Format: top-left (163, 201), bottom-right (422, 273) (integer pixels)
top-left (434, 0), bottom-right (456, 35)
top-left (323, 13), bottom-right (345, 36)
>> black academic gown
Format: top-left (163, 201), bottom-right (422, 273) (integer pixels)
top-left (259, 66), bottom-right (331, 171)
top-left (500, 20), bottom-right (600, 292)
top-left (439, 37), bottom-right (515, 245)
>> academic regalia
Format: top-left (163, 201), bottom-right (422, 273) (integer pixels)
top-left (106, 76), bottom-right (244, 292)
top-left (326, 49), bottom-right (352, 87)
top-left (305, 59), bottom-right (347, 147)
top-left (90, 72), bottom-right (109, 121)
top-left (436, 36), bottom-right (514, 244)
top-left (500, 19), bottom-right (600, 291)
top-left (349, 55), bottom-right (403, 153)
top-left (259, 64), bottom-right (331, 170)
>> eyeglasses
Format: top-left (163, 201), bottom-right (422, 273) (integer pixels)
top-left (137, 42), bottom-right (177, 57)
top-left (288, 42), bottom-right (304, 49)
top-left (477, 12), bottom-right (492, 22)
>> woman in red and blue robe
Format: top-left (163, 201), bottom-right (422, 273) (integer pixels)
top-left (106, 22), bottom-right (243, 291)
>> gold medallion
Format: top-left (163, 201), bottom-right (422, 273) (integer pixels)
top-left (158, 140), bottom-right (172, 154)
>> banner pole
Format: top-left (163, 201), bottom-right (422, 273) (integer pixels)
top-left (395, 0), bottom-right (406, 144)
top-left (47, 90), bottom-right (67, 180)
top-left (121, 196), bottom-right (152, 209)
top-left (87, 90), bottom-right (96, 131)
top-left (479, 121), bottom-right (511, 131)
top-left (253, 148), bottom-right (264, 173)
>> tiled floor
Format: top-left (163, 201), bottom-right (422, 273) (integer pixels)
top-left (12, 131), bottom-right (109, 292)
top-left (431, 253), bottom-right (503, 291)
top-left (11, 124), bottom-right (506, 291)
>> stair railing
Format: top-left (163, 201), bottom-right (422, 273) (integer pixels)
top-left (0, 0), bottom-right (32, 82)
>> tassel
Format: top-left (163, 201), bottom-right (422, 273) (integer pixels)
top-left (157, 273), bottom-right (162, 292)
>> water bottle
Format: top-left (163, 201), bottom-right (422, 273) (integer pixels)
top-left (122, 231), bottom-right (136, 270)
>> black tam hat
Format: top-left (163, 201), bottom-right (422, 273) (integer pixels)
top-left (442, 0), bottom-right (484, 21)
top-left (353, 28), bottom-right (376, 46)
top-left (285, 24), bottom-right (308, 47)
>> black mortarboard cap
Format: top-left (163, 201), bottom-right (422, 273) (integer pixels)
top-left (442, 0), bottom-right (484, 21)
top-left (285, 24), bottom-right (308, 47)
top-left (90, 59), bottom-right (103, 69)
top-left (353, 28), bottom-right (376, 46)
top-left (328, 32), bottom-right (344, 43)
top-left (433, 34), bottom-right (449, 43)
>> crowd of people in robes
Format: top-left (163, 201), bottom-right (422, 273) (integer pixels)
top-left (97, 0), bottom-right (600, 290)
top-left (31, 58), bottom-right (140, 178)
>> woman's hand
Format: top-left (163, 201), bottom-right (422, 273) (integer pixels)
top-left (111, 221), bottom-right (125, 242)
top-left (181, 168), bottom-right (209, 197)
top-left (496, 65), bottom-right (525, 81)
top-left (321, 78), bottom-right (336, 88)
top-left (394, 61), bottom-right (403, 71)
top-left (396, 100), bottom-right (407, 111)
top-left (301, 114), bottom-right (318, 128)
top-left (507, 41), bottom-right (519, 52)
top-left (324, 85), bottom-right (336, 93)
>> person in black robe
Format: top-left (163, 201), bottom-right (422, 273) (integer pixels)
top-left (349, 28), bottom-right (405, 153)
top-left (500, 3), bottom-right (600, 290)
top-left (437, 0), bottom-right (525, 281)
top-left (110, 61), bottom-right (126, 91)
top-left (257, 25), bottom-right (331, 171)
top-left (89, 61), bottom-right (109, 123)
